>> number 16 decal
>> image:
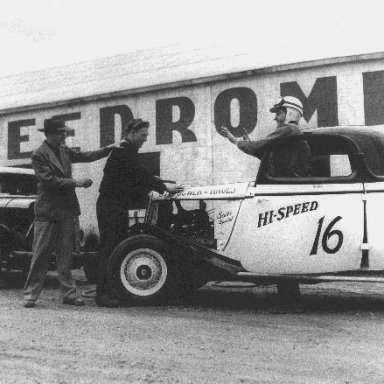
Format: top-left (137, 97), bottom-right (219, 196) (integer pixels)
top-left (310, 216), bottom-right (343, 255)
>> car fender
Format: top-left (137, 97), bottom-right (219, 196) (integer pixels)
top-left (125, 223), bottom-right (244, 276)
top-left (0, 223), bottom-right (31, 251)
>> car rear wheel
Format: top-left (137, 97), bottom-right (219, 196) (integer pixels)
top-left (108, 235), bottom-right (182, 304)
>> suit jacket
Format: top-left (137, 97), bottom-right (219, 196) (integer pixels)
top-left (32, 140), bottom-right (111, 221)
top-left (237, 122), bottom-right (311, 177)
top-left (98, 140), bottom-right (166, 208)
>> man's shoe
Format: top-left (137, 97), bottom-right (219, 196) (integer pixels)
top-left (23, 300), bottom-right (36, 308)
top-left (62, 297), bottom-right (85, 306)
top-left (95, 294), bottom-right (120, 308)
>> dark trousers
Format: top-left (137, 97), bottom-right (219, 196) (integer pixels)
top-left (96, 196), bottom-right (128, 296)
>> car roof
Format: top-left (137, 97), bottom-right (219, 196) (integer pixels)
top-left (0, 166), bottom-right (35, 175)
top-left (303, 126), bottom-right (384, 176)
top-left (304, 125), bottom-right (384, 138)
top-left (302, 125), bottom-right (384, 150)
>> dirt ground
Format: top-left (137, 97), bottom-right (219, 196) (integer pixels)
top-left (1, 270), bottom-right (384, 384)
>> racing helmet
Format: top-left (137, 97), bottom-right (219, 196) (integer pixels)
top-left (270, 96), bottom-right (304, 116)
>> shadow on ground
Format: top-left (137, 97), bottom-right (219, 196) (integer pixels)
top-left (3, 270), bottom-right (384, 314)
top-left (193, 285), bottom-right (384, 314)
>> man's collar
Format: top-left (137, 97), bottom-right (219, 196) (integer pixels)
top-left (45, 139), bottom-right (61, 151)
top-left (42, 141), bottom-right (65, 174)
top-left (121, 139), bottom-right (139, 150)
top-left (120, 139), bottom-right (131, 148)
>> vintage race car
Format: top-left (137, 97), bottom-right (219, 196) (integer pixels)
top-left (0, 166), bottom-right (97, 280)
top-left (0, 166), bottom-right (36, 273)
top-left (107, 126), bottom-right (384, 304)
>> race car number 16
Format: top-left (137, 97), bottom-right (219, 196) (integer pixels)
top-left (310, 216), bottom-right (343, 255)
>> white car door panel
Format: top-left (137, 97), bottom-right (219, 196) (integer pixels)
top-left (224, 183), bottom-right (365, 274)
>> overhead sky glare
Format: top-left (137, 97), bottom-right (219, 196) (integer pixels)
top-left (0, 0), bottom-right (383, 77)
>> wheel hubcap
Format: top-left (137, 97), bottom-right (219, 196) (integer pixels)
top-left (120, 248), bottom-right (168, 296)
top-left (137, 265), bottom-right (152, 280)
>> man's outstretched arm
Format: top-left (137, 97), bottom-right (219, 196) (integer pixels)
top-left (219, 125), bottom-right (302, 159)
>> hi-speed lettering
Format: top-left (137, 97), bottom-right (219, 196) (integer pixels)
top-left (257, 201), bottom-right (319, 228)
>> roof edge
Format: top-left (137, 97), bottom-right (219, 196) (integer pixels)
top-left (1, 51), bottom-right (383, 116)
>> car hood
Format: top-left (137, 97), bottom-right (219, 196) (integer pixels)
top-left (150, 182), bottom-right (252, 200)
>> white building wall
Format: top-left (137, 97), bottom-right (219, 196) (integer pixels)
top-left (1, 56), bottom-right (384, 236)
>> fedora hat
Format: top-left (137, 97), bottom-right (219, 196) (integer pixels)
top-left (38, 118), bottom-right (70, 134)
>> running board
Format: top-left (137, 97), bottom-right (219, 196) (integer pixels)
top-left (237, 272), bottom-right (384, 284)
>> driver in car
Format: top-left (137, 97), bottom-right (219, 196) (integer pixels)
top-left (220, 95), bottom-right (311, 178)
top-left (220, 96), bottom-right (311, 312)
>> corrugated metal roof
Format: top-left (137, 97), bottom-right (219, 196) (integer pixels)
top-left (0, 45), bottom-right (383, 114)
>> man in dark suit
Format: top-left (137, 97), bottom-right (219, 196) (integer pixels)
top-left (23, 118), bottom-right (120, 308)
top-left (96, 118), bottom-right (184, 307)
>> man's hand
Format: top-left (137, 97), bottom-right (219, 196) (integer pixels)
top-left (76, 178), bottom-right (93, 188)
top-left (154, 176), bottom-right (176, 184)
top-left (166, 184), bottom-right (184, 194)
top-left (242, 128), bottom-right (251, 141)
top-left (219, 126), bottom-right (239, 144)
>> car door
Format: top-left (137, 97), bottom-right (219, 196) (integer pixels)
top-left (338, 129), bottom-right (384, 271)
top-left (363, 181), bottom-right (384, 270)
top-left (224, 134), bottom-right (365, 275)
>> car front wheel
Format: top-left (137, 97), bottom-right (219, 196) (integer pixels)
top-left (108, 235), bottom-right (180, 304)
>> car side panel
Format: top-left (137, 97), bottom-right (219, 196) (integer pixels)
top-left (363, 182), bottom-right (384, 270)
top-left (223, 183), bottom-right (365, 274)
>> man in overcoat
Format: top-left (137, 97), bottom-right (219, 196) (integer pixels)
top-left (23, 118), bottom-right (120, 308)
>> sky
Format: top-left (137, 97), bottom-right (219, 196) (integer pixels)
top-left (0, 0), bottom-right (383, 78)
